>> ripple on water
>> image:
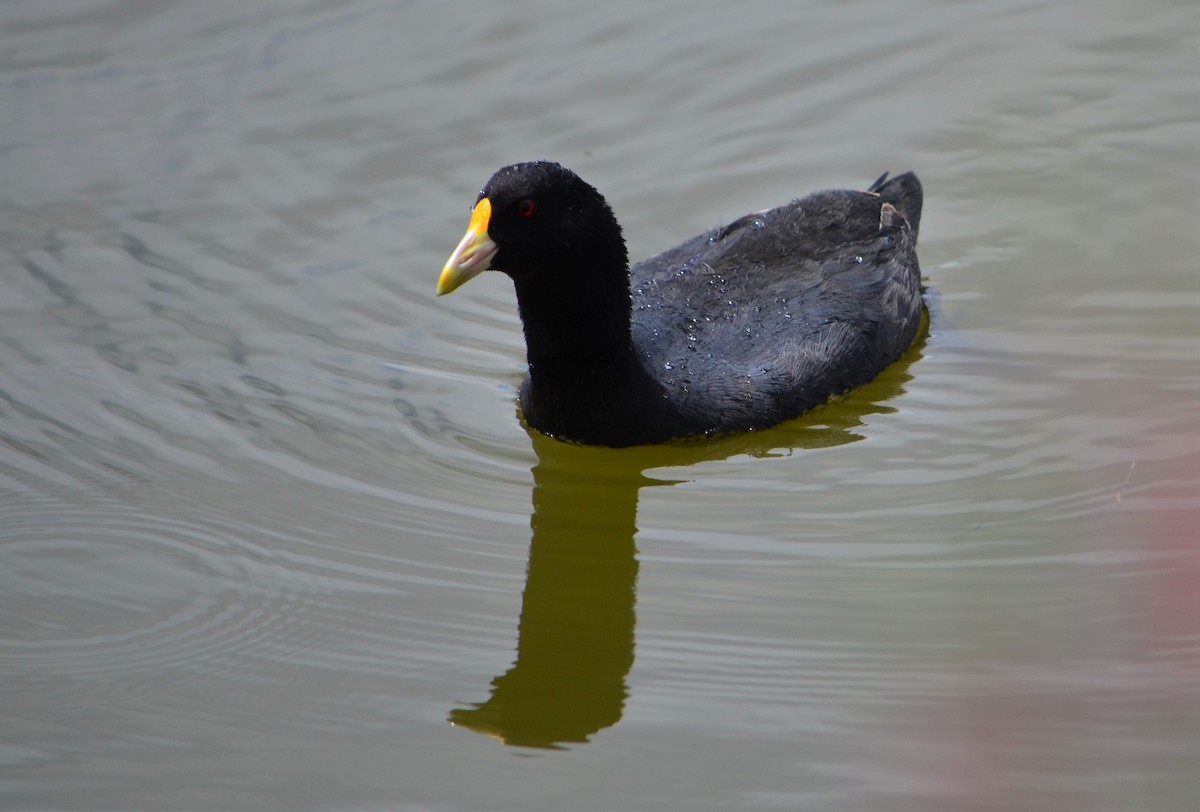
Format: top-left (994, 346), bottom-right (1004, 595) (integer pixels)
top-left (0, 480), bottom-right (528, 693)
top-left (0, 498), bottom-right (288, 678)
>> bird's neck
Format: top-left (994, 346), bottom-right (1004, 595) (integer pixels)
top-left (511, 214), bottom-right (634, 376)
top-left (514, 271), bottom-right (636, 384)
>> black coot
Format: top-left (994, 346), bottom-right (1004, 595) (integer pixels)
top-left (438, 161), bottom-right (923, 447)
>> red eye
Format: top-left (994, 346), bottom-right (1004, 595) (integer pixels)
top-left (516, 199), bottom-right (536, 218)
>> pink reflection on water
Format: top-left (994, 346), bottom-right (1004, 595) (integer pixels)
top-left (891, 451), bottom-right (1199, 811)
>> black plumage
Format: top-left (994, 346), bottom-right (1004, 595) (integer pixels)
top-left (438, 161), bottom-right (923, 447)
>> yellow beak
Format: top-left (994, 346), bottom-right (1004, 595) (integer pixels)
top-left (437, 198), bottom-right (498, 296)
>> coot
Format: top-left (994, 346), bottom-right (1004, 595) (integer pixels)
top-left (438, 161), bottom-right (923, 447)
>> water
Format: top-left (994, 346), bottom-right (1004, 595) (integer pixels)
top-left (2, 1), bottom-right (1197, 810)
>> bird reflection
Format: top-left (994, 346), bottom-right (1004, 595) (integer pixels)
top-left (449, 311), bottom-right (928, 748)
top-left (448, 438), bottom-right (656, 748)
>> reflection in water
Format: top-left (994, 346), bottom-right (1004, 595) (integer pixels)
top-left (449, 438), bottom-right (655, 748)
top-left (450, 311), bottom-right (928, 748)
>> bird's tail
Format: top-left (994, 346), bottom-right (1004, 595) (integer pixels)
top-left (869, 171), bottom-right (923, 241)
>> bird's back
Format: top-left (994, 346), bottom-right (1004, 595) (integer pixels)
top-left (628, 181), bottom-right (923, 434)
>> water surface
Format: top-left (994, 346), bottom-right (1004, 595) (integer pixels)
top-left (1, 1), bottom-right (1197, 810)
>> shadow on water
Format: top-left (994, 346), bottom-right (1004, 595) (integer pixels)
top-left (449, 311), bottom-right (929, 749)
